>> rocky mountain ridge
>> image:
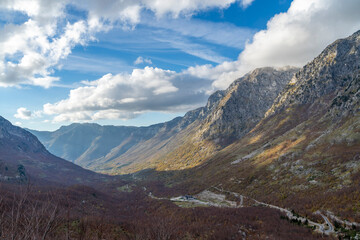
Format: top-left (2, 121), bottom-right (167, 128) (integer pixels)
top-left (266, 30), bottom-right (360, 117)
top-left (198, 66), bottom-right (299, 143)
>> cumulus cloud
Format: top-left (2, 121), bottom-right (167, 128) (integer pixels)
top-left (14, 107), bottom-right (32, 120)
top-left (14, 107), bottom-right (43, 120)
top-left (43, 67), bottom-right (211, 122)
top-left (134, 56), bottom-right (152, 65)
top-left (187, 0), bottom-right (360, 89)
top-left (0, 12), bottom-right (93, 87)
top-left (0, 0), bottom-right (242, 88)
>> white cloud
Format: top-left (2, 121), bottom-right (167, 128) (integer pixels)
top-left (134, 56), bottom-right (152, 65)
top-left (14, 107), bottom-right (43, 120)
top-left (0, 17), bottom-right (91, 87)
top-left (141, 0), bottom-right (238, 18)
top-left (154, 34), bottom-right (230, 64)
top-left (239, 0), bottom-right (360, 69)
top-left (62, 54), bottom-right (131, 74)
top-left (240, 0), bottom-right (255, 8)
top-left (14, 107), bottom-right (32, 120)
top-left (0, 0), bottom-right (241, 88)
top-left (186, 0), bottom-right (360, 89)
top-left (43, 67), bottom-right (211, 122)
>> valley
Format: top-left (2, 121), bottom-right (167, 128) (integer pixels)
top-left (1, 19), bottom-right (360, 240)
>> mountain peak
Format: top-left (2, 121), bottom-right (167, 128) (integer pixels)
top-left (0, 116), bottom-right (46, 154)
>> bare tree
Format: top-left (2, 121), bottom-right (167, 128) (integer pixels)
top-left (0, 184), bottom-right (63, 240)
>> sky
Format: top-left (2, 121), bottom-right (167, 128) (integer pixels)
top-left (1, 0), bottom-right (360, 131)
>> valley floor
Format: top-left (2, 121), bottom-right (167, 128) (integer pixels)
top-left (147, 185), bottom-right (360, 239)
top-left (0, 180), bottom-right (335, 240)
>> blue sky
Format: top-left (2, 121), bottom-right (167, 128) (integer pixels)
top-left (1, 0), bottom-right (360, 130)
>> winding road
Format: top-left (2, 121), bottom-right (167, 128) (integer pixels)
top-left (208, 187), bottom-right (336, 235)
top-left (143, 186), bottom-right (359, 237)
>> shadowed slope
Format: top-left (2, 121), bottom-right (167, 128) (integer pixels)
top-left (0, 116), bottom-right (108, 185)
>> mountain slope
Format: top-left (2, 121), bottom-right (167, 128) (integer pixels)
top-left (0, 116), bottom-right (106, 185)
top-left (29, 123), bottom-right (164, 167)
top-left (198, 66), bottom-right (299, 143)
top-left (96, 67), bottom-right (299, 174)
top-left (169, 30), bottom-right (360, 222)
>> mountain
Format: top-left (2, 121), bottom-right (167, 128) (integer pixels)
top-left (29, 123), bottom-right (167, 167)
top-left (102, 66), bottom-right (299, 174)
top-left (30, 67), bottom-right (298, 174)
top-left (0, 116), bottom-right (106, 185)
top-left (167, 30), bottom-right (360, 222)
top-left (198, 66), bottom-right (299, 143)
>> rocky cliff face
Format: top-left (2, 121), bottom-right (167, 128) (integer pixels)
top-left (175, 90), bottom-right (226, 130)
top-left (266, 30), bottom-right (360, 117)
top-left (198, 67), bottom-right (299, 144)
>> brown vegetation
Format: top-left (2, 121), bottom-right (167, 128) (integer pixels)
top-left (0, 181), bottom-right (327, 240)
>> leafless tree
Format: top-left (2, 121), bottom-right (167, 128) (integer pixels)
top-left (0, 184), bottom-right (63, 240)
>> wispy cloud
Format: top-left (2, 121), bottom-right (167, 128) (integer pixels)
top-left (142, 15), bottom-right (255, 50)
top-left (153, 33), bottom-right (230, 64)
top-left (60, 54), bottom-right (132, 74)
